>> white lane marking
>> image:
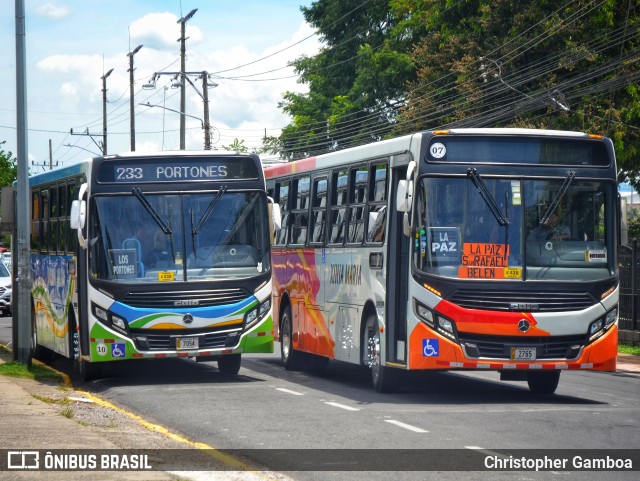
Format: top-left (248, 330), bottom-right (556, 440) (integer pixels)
top-left (384, 419), bottom-right (428, 433)
top-left (276, 388), bottom-right (305, 396)
top-left (324, 401), bottom-right (360, 411)
top-left (465, 446), bottom-right (506, 457)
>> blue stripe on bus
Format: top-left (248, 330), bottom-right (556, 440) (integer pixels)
top-left (108, 295), bottom-right (257, 322)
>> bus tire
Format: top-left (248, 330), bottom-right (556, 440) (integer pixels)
top-left (218, 354), bottom-right (241, 377)
top-left (31, 302), bottom-right (51, 361)
top-left (363, 313), bottom-right (397, 393)
top-left (280, 304), bottom-right (304, 370)
top-left (527, 370), bottom-right (560, 395)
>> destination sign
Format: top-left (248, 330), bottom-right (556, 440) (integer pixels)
top-left (97, 156), bottom-right (259, 183)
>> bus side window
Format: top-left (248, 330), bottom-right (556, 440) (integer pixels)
top-left (348, 167), bottom-right (368, 243)
top-left (290, 176), bottom-right (310, 245)
top-left (329, 170), bottom-right (347, 245)
top-left (366, 163), bottom-right (388, 244)
top-left (311, 177), bottom-right (327, 244)
top-left (49, 186), bottom-right (58, 253)
top-left (41, 189), bottom-right (50, 252)
top-left (275, 181), bottom-right (290, 246)
top-left (31, 190), bottom-right (41, 251)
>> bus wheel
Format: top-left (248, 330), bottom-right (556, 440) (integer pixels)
top-left (363, 313), bottom-right (396, 393)
top-left (526, 371), bottom-right (560, 395)
top-left (31, 303), bottom-right (50, 361)
top-left (280, 304), bottom-right (304, 370)
top-left (218, 354), bottom-right (241, 377)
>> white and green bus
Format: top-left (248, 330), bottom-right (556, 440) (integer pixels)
top-left (29, 151), bottom-right (276, 379)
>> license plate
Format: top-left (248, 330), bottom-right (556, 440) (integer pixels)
top-left (511, 347), bottom-right (536, 361)
top-left (176, 337), bottom-right (199, 350)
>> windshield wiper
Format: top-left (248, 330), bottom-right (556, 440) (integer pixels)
top-left (193, 186), bottom-right (228, 236)
top-left (539, 170), bottom-right (575, 226)
top-left (191, 186), bottom-right (228, 255)
top-left (467, 168), bottom-right (509, 226)
top-left (132, 187), bottom-right (176, 260)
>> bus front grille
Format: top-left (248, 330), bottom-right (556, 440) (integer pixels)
top-left (131, 327), bottom-right (242, 351)
top-left (458, 333), bottom-right (587, 360)
top-left (448, 290), bottom-right (596, 312)
top-left (119, 288), bottom-right (250, 308)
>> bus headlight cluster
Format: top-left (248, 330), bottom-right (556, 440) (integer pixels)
top-left (244, 297), bottom-right (271, 330)
top-left (588, 305), bottom-right (618, 343)
top-left (415, 299), bottom-right (458, 342)
top-left (91, 302), bottom-right (129, 336)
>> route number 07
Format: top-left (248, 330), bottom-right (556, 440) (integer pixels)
top-left (430, 143), bottom-right (446, 159)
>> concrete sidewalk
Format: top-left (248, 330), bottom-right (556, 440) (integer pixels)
top-left (0, 352), bottom-right (638, 480)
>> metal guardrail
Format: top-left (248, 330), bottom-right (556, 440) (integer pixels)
top-left (619, 242), bottom-right (639, 332)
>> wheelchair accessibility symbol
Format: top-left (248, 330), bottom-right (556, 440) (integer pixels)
top-left (422, 339), bottom-right (439, 357)
top-left (111, 343), bottom-right (125, 358)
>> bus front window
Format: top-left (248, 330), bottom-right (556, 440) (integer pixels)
top-left (90, 191), bottom-right (270, 283)
top-left (414, 177), bottom-right (614, 281)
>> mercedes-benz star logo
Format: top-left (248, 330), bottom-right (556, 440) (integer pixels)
top-left (518, 319), bottom-right (530, 332)
top-left (183, 314), bottom-right (194, 324)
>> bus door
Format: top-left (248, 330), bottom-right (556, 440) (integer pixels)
top-left (386, 165), bottom-right (410, 364)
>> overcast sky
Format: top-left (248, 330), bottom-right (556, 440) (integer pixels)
top-left (1, 0), bottom-right (319, 169)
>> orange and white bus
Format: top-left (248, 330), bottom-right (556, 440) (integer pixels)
top-left (265, 128), bottom-right (619, 394)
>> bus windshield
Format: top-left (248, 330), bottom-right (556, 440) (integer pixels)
top-left (89, 190), bottom-right (270, 283)
top-left (413, 176), bottom-right (614, 281)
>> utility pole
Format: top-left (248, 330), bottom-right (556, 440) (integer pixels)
top-left (201, 71), bottom-right (211, 150)
top-left (177, 8), bottom-right (197, 150)
top-left (127, 44), bottom-right (143, 151)
top-left (14, 0), bottom-right (32, 365)
top-left (101, 68), bottom-right (114, 155)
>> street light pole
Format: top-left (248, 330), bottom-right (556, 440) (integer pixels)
top-left (101, 68), bottom-right (114, 155)
top-left (177, 8), bottom-right (197, 150)
top-left (127, 44), bottom-right (143, 151)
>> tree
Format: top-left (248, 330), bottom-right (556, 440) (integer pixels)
top-left (0, 141), bottom-right (17, 187)
top-left (278, 0), bottom-right (416, 159)
top-left (392, 0), bottom-right (639, 184)
top-left (220, 138), bottom-right (249, 153)
top-left (279, 0), bottom-right (639, 181)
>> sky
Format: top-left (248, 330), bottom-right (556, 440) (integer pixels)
top-left (1, 0), bottom-right (320, 169)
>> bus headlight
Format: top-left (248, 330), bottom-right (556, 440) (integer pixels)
top-left (604, 306), bottom-right (618, 328)
top-left (436, 315), bottom-right (458, 342)
top-left (588, 318), bottom-right (604, 342)
top-left (244, 297), bottom-right (272, 330)
top-left (111, 315), bottom-right (127, 331)
top-left (259, 298), bottom-right (271, 318)
top-left (91, 302), bottom-right (129, 336)
top-left (415, 300), bottom-right (434, 328)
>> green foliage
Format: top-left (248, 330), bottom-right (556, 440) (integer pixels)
top-left (0, 141), bottom-right (17, 187)
top-left (220, 138), bottom-right (249, 153)
top-left (278, 0), bottom-right (416, 159)
top-left (628, 216), bottom-right (640, 240)
top-left (278, 0), bottom-right (639, 175)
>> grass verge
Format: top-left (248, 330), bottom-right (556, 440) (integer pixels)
top-left (0, 360), bottom-right (64, 383)
top-left (618, 344), bottom-right (640, 356)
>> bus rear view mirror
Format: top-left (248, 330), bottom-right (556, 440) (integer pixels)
top-left (396, 180), bottom-right (413, 212)
top-left (269, 202), bottom-right (282, 244)
top-left (70, 199), bottom-right (86, 229)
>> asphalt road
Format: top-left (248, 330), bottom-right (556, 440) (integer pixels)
top-left (2, 315), bottom-right (639, 481)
